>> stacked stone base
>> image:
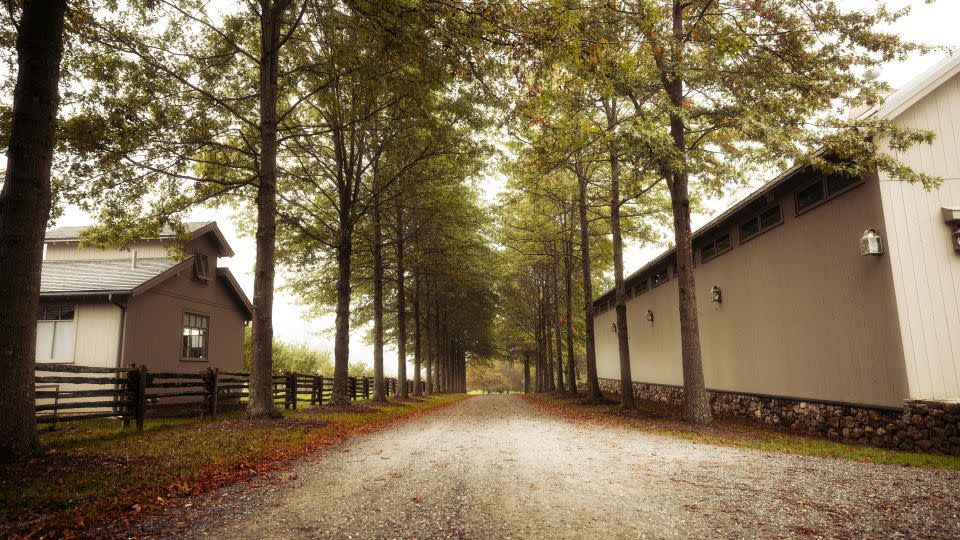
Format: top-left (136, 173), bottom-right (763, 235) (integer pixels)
top-left (598, 378), bottom-right (960, 456)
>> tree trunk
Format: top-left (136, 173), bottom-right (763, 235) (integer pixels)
top-left (413, 273), bottom-right (422, 396)
top-left (330, 222), bottom-right (353, 406)
top-left (428, 296), bottom-right (438, 394)
top-left (535, 289), bottom-right (544, 392)
top-left (606, 98), bottom-right (635, 410)
top-left (439, 315), bottom-right (447, 393)
top-left (371, 174), bottom-right (386, 402)
top-left (395, 206), bottom-right (408, 398)
top-left (0, 0), bottom-right (68, 462)
top-left (564, 210), bottom-right (577, 394)
top-left (552, 260), bottom-right (564, 392)
top-left (576, 166), bottom-right (603, 400)
top-left (666, 0), bottom-right (712, 424)
top-left (523, 350), bottom-right (531, 394)
top-left (669, 168), bottom-right (711, 423)
top-left (248, 3), bottom-right (284, 418)
top-left (546, 304), bottom-right (555, 390)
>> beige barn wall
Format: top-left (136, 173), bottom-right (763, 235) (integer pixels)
top-left (878, 72), bottom-right (960, 402)
top-left (45, 240), bottom-right (174, 261)
top-left (595, 175), bottom-right (909, 408)
top-left (74, 302), bottom-right (122, 368)
top-left (36, 301), bottom-right (122, 411)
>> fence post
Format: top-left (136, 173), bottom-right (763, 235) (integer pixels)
top-left (135, 364), bottom-right (147, 432)
top-left (349, 376), bottom-right (356, 400)
top-left (292, 372), bottom-right (298, 410)
top-left (363, 377), bottom-right (370, 400)
top-left (317, 375), bottom-right (324, 406)
top-left (124, 366), bottom-right (135, 429)
top-left (206, 367), bottom-right (219, 419)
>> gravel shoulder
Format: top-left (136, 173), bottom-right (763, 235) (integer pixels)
top-left (125, 394), bottom-right (960, 539)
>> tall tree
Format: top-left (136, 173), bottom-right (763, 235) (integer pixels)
top-left (59, 0), bottom-right (309, 417)
top-left (606, 0), bottom-right (936, 423)
top-left (249, 0), bottom-right (303, 418)
top-left (0, 0), bottom-right (69, 462)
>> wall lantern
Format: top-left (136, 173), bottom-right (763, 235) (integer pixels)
top-left (710, 285), bottom-right (722, 304)
top-left (943, 207), bottom-right (960, 253)
top-left (610, 322), bottom-right (617, 333)
top-left (859, 228), bottom-right (884, 256)
top-left (645, 309), bottom-right (654, 323)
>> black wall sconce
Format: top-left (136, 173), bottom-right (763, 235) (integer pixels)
top-left (610, 322), bottom-right (617, 333)
top-left (710, 285), bottom-right (722, 304)
top-left (645, 309), bottom-right (654, 323)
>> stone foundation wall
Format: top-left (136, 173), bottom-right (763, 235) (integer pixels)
top-left (598, 378), bottom-right (960, 455)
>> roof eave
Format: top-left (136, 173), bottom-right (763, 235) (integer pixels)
top-left (594, 156), bottom-right (819, 305)
top-left (191, 222), bottom-right (235, 257)
top-left (216, 267), bottom-right (253, 320)
top-left (130, 258), bottom-right (195, 296)
top-left (39, 290), bottom-right (132, 299)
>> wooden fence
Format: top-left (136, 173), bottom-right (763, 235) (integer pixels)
top-left (35, 364), bottom-right (422, 431)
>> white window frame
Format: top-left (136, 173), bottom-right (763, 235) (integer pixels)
top-left (36, 303), bottom-right (77, 364)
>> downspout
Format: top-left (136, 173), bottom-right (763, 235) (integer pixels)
top-left (108, 293), bottom-right (128, 369)
top-left (108, 293), bottom-right (129, 418)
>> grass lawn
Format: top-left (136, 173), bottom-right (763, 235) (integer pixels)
top-left (525, 392), bottom-right (960, 471)
top-left (1, 394), bottom-right (467, 536)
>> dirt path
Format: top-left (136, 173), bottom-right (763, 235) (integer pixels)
top-left (130, 395), bottom-right (960, 539)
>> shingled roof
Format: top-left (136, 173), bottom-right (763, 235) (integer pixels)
top-left (39, 257), bottom-right (253, 319)
top-left (39, 258), bottom-right (187, 297)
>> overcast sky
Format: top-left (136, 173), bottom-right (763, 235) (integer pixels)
top-left (52, 1), bottom-right (960, 375)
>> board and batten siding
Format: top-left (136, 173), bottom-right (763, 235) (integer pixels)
top-left (45, 240), bottom-right (172, 261)
top-left (35, 302), bottom-right (123, 410)
top-left (878, 70), bottom-right (960, 402)
top-left (595, 172), bottom-right (909, 408)
top-left (35, 301), bottom-right (121, 367)
top-left (74, 302), bottom-right (123, 368)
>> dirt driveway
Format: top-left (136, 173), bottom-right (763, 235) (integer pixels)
top-left (128, 394), bottom-right (960, 539)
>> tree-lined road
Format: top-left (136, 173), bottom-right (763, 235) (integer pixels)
top-left (129, 396), bottom-right (960, 538)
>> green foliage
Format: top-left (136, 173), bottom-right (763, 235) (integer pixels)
top-left (348, 361), bottom-right (374, 378)
top-left (242, 328), bottom-right (332, 375)
top-left (467, 360), bottom-right (524, 393)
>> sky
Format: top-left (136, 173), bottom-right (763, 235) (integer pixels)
top-left (50, 0), bottom-right (960, 375)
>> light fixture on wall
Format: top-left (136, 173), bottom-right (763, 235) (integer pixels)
top-left (710, 285), bottom-right (722, 304)
top-left (610, 322), bottom-right (617, 333)
top-left (943, 207), bottom-right (960, 253)
top-left (859, 228), bottom-right (884, 256)
top-left (645, 310), bottom-right (654, 323)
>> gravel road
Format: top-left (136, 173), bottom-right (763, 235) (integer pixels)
top-left (131, 395), bottom-right (960, 539)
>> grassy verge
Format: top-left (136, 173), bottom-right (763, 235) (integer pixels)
top-left (524, 392), bottom-right (960, 471)
top-left (1, 394), bottom-right (467, 536)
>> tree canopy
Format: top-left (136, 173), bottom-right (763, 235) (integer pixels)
top-left (0, 0), bottom-right (944, 460)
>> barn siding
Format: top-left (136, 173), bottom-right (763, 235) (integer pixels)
top-left (879, 71), bottom-right (960, 401)
top-left (594, 173), bottom-right (908, 408)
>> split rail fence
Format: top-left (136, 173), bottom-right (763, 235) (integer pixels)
top-left (35, 364), bottom-right (422, 431)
